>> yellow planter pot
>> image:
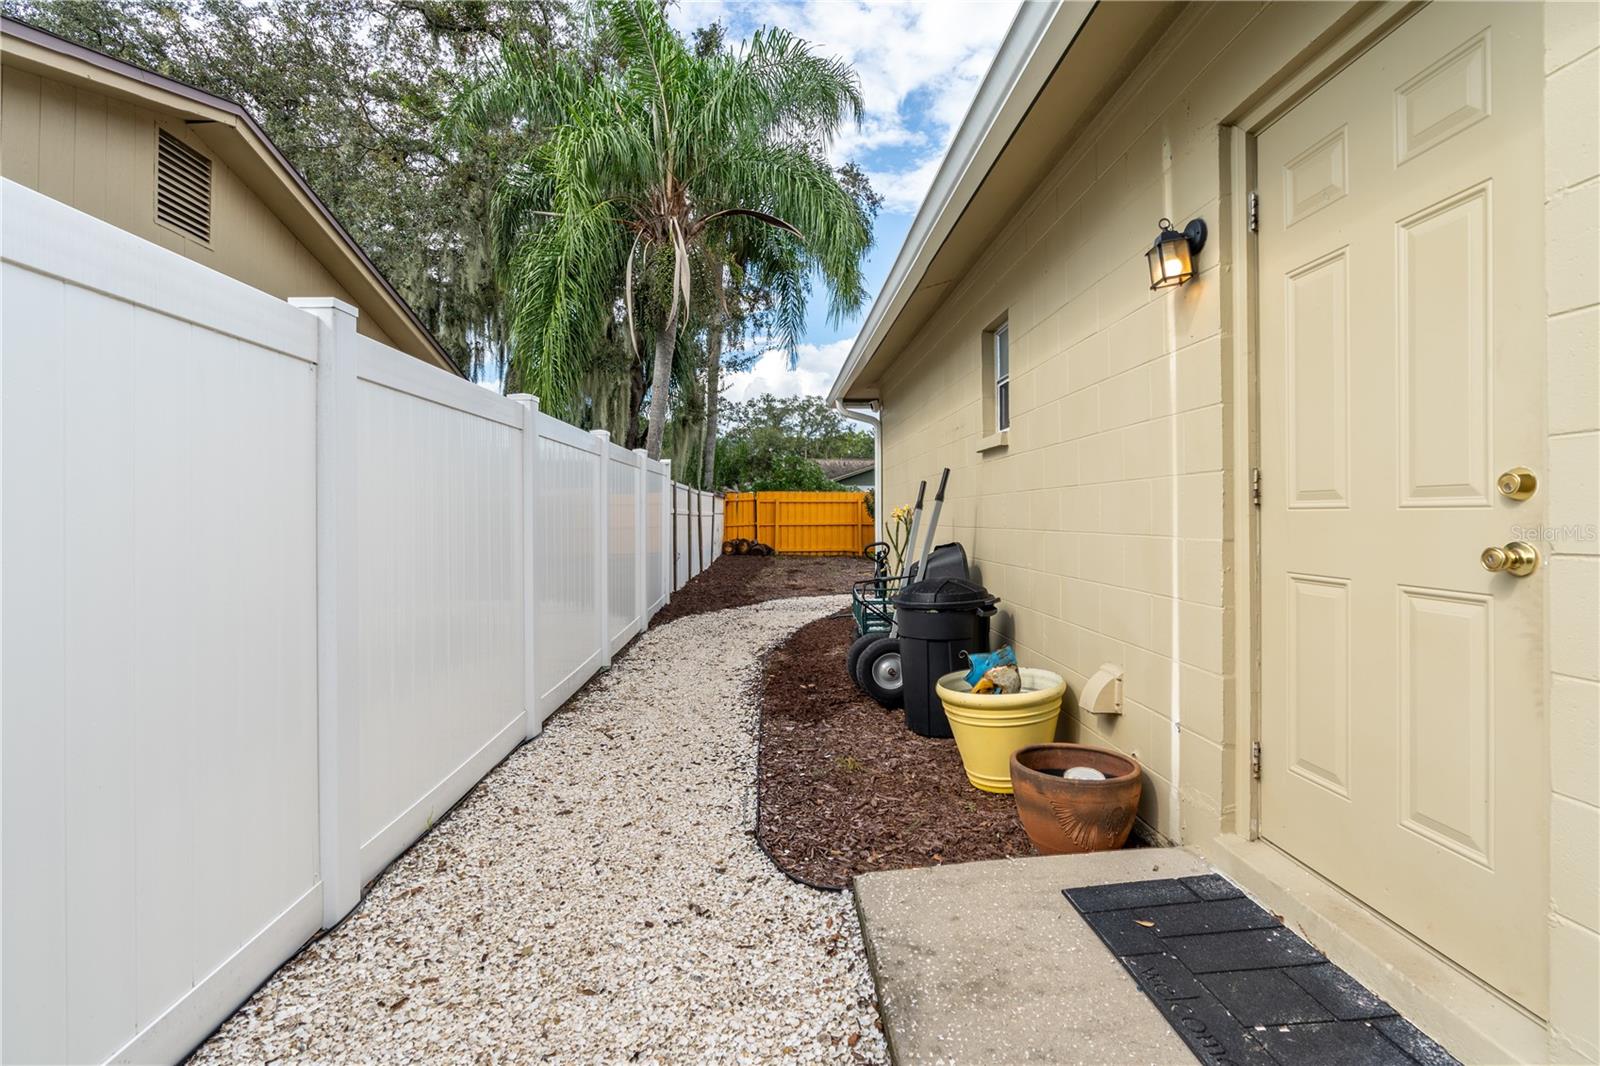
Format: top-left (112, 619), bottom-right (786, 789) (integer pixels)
top-left (936, 668), bottom-right (1067, 793)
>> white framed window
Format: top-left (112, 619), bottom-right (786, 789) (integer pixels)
top-left (979, 317), bottom-right (1011, 449)
top-left (993, 322), bottom-right (1010, 432)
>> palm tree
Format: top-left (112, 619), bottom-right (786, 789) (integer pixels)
top-left (452, 0), bottom-right (873, 457)
top-left (696, 225), bottom-right (796, 487)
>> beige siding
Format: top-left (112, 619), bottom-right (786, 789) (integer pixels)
top-left (875, 4), bottom-right (1597, 1056)
top-left (1543, 3), bottom-right (1600, 1062)
top-left (878, 2), bottom-right (1342, 844)
top-left (1, 66), bottom-right (397, 349)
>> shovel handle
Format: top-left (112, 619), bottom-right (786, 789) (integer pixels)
top-left (916, 469), bottom-right (950, 579)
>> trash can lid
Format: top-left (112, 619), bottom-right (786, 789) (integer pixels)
top-left (893, 577), bottom-right (998, 610)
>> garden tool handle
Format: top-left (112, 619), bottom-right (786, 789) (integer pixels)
top-left (900, 481), bottom-right (928, 579)
top-left (916, 468), bottom-right (951, 579)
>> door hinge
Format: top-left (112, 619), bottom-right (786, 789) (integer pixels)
top-left (1250, 740), bottom-right (1262, 781)
top-left (1250, 467), bottom-right (1262, 508)
top-left (1248, 191), bottom-right (1259, 233)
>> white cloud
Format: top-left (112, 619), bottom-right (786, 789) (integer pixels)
top-left (720, 335), bottom-right (856, 402)
top-left (670, 1), bottom-right (1015, 213)
top-left (867, 152), bottom-right (946, 214)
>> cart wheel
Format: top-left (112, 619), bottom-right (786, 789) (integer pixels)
top-left (855, 636), bottom-right (904, 709)
top-left (846, 631), bottom-right (881, 685)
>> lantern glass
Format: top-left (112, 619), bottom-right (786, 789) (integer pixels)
top-left (1147, 229), bottom-right (1193, 289)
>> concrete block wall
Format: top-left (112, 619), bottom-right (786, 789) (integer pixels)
top-left (875, 1), bottom-right (1598, 1058)
top-left (1543, 3), bottom-right (1600, 1061)
top-left (878, 2), bottom-right (1349, 843)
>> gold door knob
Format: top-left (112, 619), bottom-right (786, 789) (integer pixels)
top-left (1481, 541), bottom-right (1539, 576)
top-left (1497, 467), bottom-right (1537, 500)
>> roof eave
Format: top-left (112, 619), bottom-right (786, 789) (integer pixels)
top-left (0, 17), bottom-right (465, 379)
top-left (827, 0), bottom-right (1094, 405)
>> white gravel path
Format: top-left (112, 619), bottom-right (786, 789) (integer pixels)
top-left (191, 595), bottom-right (887, 1065)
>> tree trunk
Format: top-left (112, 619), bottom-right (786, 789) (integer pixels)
top-left (624, 354), bottom-right (648, 450)
top-left (699, 272), bottom-right (726, 489)
top-left (643, 302), bottom-right (679, 459)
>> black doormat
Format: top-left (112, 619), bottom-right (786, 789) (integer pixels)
top-left (1063, 876), bottom-right (1460, 1066)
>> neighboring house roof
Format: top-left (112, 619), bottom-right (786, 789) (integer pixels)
top-left (0, 17), bottom-right (462, 377)
top-left (827, 1), bottom-right (1178, 404)
top-left (815, 458), bottom-right (874, 482)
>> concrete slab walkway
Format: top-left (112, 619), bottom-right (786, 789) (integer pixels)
top-left (853, 849), bottom-right (1214, 1065)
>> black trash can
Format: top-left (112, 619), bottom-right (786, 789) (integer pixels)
top-left (893, 577), bottom-right (998, 738)
top-left (905, 542), bottom-right (970, 583)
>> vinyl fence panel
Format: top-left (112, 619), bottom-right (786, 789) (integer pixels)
top-left (699, 491), bottom-right (717, 571)
top-left (2, 181), bottom-right (323, 1066)
top-left (666, 488), bottom-right (728, 583)
top-left (606, 443), bottom-right (642, 653)
top-left (691, 491), bottom-right (702, 571)
top-left (647, 462), bottom-right (667, 614)
top-left (533, 415), bottom-right (606, 719)
top-left (351, 335), bottom-right (527, 883)
top-left (0, 180), bottom-right (704, 1066)
top-left (674, 483), bottom-right (692, 589)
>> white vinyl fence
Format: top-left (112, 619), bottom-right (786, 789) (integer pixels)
top-left (0, 179), bottom-right (721, 1065)
top-left (672, 481), bottom-right (724, 588)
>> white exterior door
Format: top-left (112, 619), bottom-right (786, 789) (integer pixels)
top-left (1257, 2), bottom-right (1547, 1014)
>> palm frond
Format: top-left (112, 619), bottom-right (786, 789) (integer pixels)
top-left (503, 196), bottom-right (624, 414)
top-left (454, 0), bottom-right (876, 455)
top-left (708, 143), bottom-right (870, 323)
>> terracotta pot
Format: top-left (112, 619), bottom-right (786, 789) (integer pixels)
top-left (1009, 743), bottom-right (1142, 854)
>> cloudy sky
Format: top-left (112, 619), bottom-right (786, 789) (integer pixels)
top-left (667, 1), bottom-right (1016, 403)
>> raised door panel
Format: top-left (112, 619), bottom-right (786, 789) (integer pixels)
top-left (1396, 32), bottom-right (1492, 165)
top-left (1285, 251), bottom-right (1351, 509)
top-left (1398, 587), bottom-right (1494, 864)
top-left (1398, 185), bottom-right (1491, 507)
top-left (1286, 575), bottom-right (1353, 797)
top-left (1284, 126), bottom-right (1350, 227)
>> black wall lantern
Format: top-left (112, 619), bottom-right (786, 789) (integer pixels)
top-left (1147, 217), bottom-right (1207, 289)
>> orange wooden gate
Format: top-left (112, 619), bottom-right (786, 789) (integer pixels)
top-left (722, 491), bottom-right (873, 555)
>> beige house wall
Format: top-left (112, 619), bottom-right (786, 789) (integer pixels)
top-left (0, 65), bottom-right (399, 350)
top-left (879, 0), bottom-right (1353, 843)
top-left (874, 2), bottom-right (1597, 1060)
top-left (1543, 4), bottom-right (1600, 1063)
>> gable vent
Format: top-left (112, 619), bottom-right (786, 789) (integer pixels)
top-left (156, 128), bottom-right (212, 242)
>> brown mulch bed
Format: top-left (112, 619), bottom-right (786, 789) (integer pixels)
top-left (653, 554), bottom-right (873, 624)
top-left (756, 613), bottom-right (1037, 890)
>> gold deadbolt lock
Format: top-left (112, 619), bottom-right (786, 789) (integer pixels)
top-left (1481, 541), bottom-right (1539, 577)
top-left (1496, 467), bottom-right (1537, 500)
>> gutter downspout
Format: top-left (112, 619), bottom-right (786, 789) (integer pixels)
top-left (835, 400), bottom-right (883, 544)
